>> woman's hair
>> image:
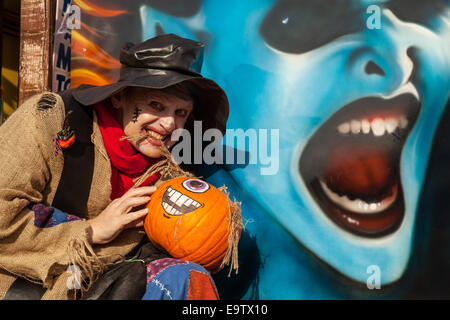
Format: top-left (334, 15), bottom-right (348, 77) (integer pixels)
top-left (159, 82), bottom-right (194, 102)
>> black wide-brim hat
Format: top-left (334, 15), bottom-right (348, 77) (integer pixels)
top-left (72, 34), bottom-right (229, 135)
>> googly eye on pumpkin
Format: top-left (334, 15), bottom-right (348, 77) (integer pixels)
top-left (182, 178), bottom-right (210, 193)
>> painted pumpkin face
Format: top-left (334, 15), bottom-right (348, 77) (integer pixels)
top-left (144, 176), bottom-right (236, 273)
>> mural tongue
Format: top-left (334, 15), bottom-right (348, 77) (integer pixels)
top-left (322, 144), bottom-right (396, 200)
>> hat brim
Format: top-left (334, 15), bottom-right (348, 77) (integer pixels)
top-left (71, 70), bottom-right (229, 135)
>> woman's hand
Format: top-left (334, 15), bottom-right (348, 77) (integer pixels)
top-left (87, 186), bottom-right (155, 244)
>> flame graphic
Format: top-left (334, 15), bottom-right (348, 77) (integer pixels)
top-left (71, 68), bottom-right (113, 88)
top-left (70, 1), bottom-right (129, 88)
top-left (73, 0), bottom-right (130, 17)
top-left (71, 30), bottom-right (121, 87)
top-left (80, 21), bottom-right (104, 39)
top-left (72, 30), bottom-right (121, 69)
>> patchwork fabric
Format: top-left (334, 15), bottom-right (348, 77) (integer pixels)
top-left (142, 258), bottom-right (219, 300)
top-left (188, 270), bottom-right (220, 300)
top-left (31, 204), bottom-right (82, 228)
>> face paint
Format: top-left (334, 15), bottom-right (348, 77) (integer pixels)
top-left (131, 107), bottom-right (142, 123)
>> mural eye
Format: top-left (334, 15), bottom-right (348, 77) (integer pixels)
top-left (182, 178), bottom-right (210, 193)
top-left (259, 0), bottom-right (364, 54)
top-left (384, 0), bottom-right (448, 30)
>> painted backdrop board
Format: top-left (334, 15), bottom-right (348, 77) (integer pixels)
top-left (64, 0), bottom-right (450, 299)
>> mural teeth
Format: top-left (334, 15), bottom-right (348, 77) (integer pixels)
top-left (350, 120), bottom-right (361, 134)
top-left (371, 119), bottom-right (385, 136)
top-left (399, 116), bottom-right (408, 128)
top-left (163, 202), bottom-right (169, 210)
top-left (319, 180), bottom-right (396, 214)
top-left (337, 122), bottom-right (350, 134)
top-left (184, 198), bottom-right (193, 206)
top-left (385, 118), bottom-right (398, 133)
top-left (168, 188), bottom-right (175, 196)
top-left (176, 195), bottom-right (189, 207)
top-left (361, 119), bottom-right (371, 134)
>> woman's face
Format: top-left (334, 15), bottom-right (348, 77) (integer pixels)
top-left (112, 86), bottom-right (193, 158)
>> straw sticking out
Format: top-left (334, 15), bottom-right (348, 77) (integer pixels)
top-left (218, 185), bottom-right (244, 276)
top-left (124, 132), bottom-right (243, 276)
top-left (131, 136), bottom-right (194, 187)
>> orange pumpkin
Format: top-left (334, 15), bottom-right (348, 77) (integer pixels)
top-left (144, 176), bottom-right (241, 273)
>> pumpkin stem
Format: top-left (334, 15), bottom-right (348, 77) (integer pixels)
top-left (219, 186), bottom-right (244, 277)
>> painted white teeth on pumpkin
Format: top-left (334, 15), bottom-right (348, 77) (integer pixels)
top-left (170, 191), bottom-right (182, 203)
top-left (167, 191), bottom-right (196, 206)
top-left (176, 195), bottom-right (189, 207)
top-left (167, 204), bottom-right (178, 215)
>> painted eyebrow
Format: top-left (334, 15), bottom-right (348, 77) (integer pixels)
top-left (260, 0), bottom-right (364, 54)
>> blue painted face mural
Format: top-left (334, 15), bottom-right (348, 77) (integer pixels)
top-left (137, 0), bottom-right (450, 298)
top-left (66, 0), bottom-right (449, 298)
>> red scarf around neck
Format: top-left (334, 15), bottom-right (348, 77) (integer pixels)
top-left (94, 100), bottom-right (161, 200)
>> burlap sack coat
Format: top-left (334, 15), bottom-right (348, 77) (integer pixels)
top-left (0, 92), bottom-right (147, 299)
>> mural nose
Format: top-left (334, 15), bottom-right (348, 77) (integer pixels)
top-left (348, 42), bottom-right (416, 94)
top-left (365, 60), bottom-right (386, 76)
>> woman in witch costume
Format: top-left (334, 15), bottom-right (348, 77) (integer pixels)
top-left (0, 34), bottom-right (231, 300)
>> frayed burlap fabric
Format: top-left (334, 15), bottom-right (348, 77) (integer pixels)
top-left (0, 93), bottom-right (145, 299)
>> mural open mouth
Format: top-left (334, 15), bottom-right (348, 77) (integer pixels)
top-left (299, 92), bottom-right (421, 237)
top-left (161, 187), bottom-right (202, 216)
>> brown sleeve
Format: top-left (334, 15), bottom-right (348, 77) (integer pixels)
top-left (0, 93), bottom-right (96, 289)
